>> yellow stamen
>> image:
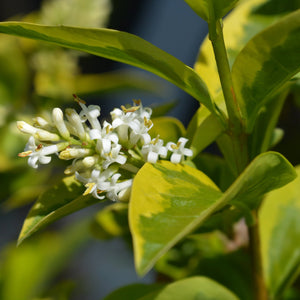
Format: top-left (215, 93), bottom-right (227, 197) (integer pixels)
top-left (151, 135), bottom-right (160, 145)
top-left (18, 150), bottom-right (33, 157)
top-left (144, 117), bottom-right (152, 128)
top-left (171, 141), bottom-right (181, 150)
top-left (83, 182), bottom-right (96, 196)
top-left (121, 105), bottom-right (140, 113)
top-left (133, 99), bottom-right (141, 106)
top-left (73, 94), bottom-right (86, 105)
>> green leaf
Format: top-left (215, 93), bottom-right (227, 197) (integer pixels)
top-left (259, 165), bottom-right (300, 298)
top-left (129, 161), bottom-right (222, 275)
top-left (142, 277), bottom-right (239, 300)
top-left (232, 10), bottom-right (300, 131)
top-left (186, 105), bottom-right (224, 157)
top-left (130, 152), bottom-right (296, 275)
top-left (194, 0), bottom-right (292, 99)
top-left (18, 176), bottom-right (101, 245)
top-left (0, 22), bottom-right (213, 111)
top-left (103, 283), bottom-right (164, 300)
top-left (185, 0), bottom-right (239, 22)
top-left (149, 117), bottom-right (186, 143)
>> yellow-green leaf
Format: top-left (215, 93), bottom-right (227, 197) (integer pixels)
top-left (260, 165), bottom-right (300, 298)
top-left (18, 176), bottom-right (101, 245)
top-left (232, 9), bottom-right (300, 131)
top-left (143, 277), bottom-right (239, 300)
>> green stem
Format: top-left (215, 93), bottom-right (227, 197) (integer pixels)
top-left (209, 19), bottom-right (243, 133)
top-left (249, 210), bottom-right (268, 300)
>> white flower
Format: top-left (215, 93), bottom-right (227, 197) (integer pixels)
top-left (17, 121), bottom-right (38, 135)
top-left (102, 143), bottom-right (127, 169)
top-left (166, 137), bottom-right (193, 164)
top-left (76, 167), bottom-right (117, 199)
top-left (76, 97), bottom-right (101, 130)
top-left (129, 116), bottom-right (153, 145)
top-left (101, 173), bottom-right (133, 202)
top-left (89, 121), bottom-right (118, 154)
top-left (59, 147), bottom-right (94, 160)
top-left (18, 136), bottom-right (63, 169)
top-left (111, 108), bottom-right (140, 144)
top-left (52, 107), bottom-right (70, 139)
top-left (142, 136), bottom-right (167, 163)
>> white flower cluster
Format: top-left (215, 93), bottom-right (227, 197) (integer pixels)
top-left (17, 97), bottom-right (193, 202)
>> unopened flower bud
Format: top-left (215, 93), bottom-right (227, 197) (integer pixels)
top-left (17, 121), bottom-right (38, 135)
top-left (52, 108), bottom-right (70, 139)
top-left (34, 129), bottom-right (61, 141)
top-left (59, 147), bottom-right (93, 160)
top-left (65, 108), bottom-right (86, 140)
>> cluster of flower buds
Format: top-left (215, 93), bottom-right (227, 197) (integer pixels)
top-left (17, 96), bottom-right (193, 202)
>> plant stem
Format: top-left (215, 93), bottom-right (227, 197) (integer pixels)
top-left (249, 210), bottom-right (268, 300)
top-left (209, 19), bottom-right (248, 173)
top-left (209, 19), bottom-right (243, 133)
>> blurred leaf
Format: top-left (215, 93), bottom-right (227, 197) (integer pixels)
top-left (260, 165), bottom-right (300, 298)
top-left (75, 70), bottom-right (167, 96)
top-left (103, 283), bottom-right (164, 300)
top-left (142, 277), bottom-right (239, 300)
top-left (0, 220), bottom-right (90, 300)
top-left (185, 0), bottom-right (239, 22)
top-left (34, 280), bottom-right (75, 300)
top-left (90, 202), bottom-right (129, 240)
top-left (252, 0), bottom-right (300, 15)
top-left (186, 105), bottom-right (224, 158)
top-left (149, 117), bottom-right (186, 143)
top-left (0, 22), bottom-right (214, 112)
top-left (18, 176), bottom-right (101, 244)
top-left (130, 152), bottom-right (295, 275)
top-left (232, 10), bottom-right (300, 131)
top-left (151, 100), bottom-right (178, 118)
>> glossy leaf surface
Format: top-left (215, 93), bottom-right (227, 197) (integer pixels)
top-left (232, 10), bottom-right (300, 131)
top-left (0, 22), bottom-right (213, 111)
top-left (260, 165), bottom-right (300, 298)
top-left (18, 176), bottom-right (100, 244)
top-left (130, 152), bottom-right (296, 275)
top-left (143, 277), bottom-right (239, 300)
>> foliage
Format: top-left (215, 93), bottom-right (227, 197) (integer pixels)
top-left (0, 0), bottom-right (300, 299)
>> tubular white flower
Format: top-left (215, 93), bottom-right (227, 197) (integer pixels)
top-left (78, 102), bottom-right (101, 130)
top-left (52, 107), bottom-right (70, 139)
top-left (142, 137), bottom-right (167, 163)
top-left (100, 173), bottom-right (133, 202)
top-left (76, 167), bottom-right (118, 199)
top-left (65, 108), bottom-right (86, 140)
top-left (33, 116), bottom-right (49, 128)
top-left (102, 143), bottom-right (127, 169)
top-left (89, 121), bottom-right (118, 154)
top-left (167, 137), bottom-right (193, 164)
top-left (34, 129), bottom-right (61, 142)
top-left (18, 136), bottom-right (64, 169)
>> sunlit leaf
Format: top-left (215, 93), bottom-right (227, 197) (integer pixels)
top-left (0, 22), bottom-right (214, 111)
top-left (18, 176), bottom-right (101, 244)
top-left (149, 117), bottom-right (186, 143)
top-left (103, 283), bottom-right (164, 300)
top-left (260, 165), bottom-right (300, 298)
top-left (142, 277), bottom-right (239, 300)
top-left (130, 152), bottom-right (295, 275)
top-left (232, 10), bottom-right (300, 131)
